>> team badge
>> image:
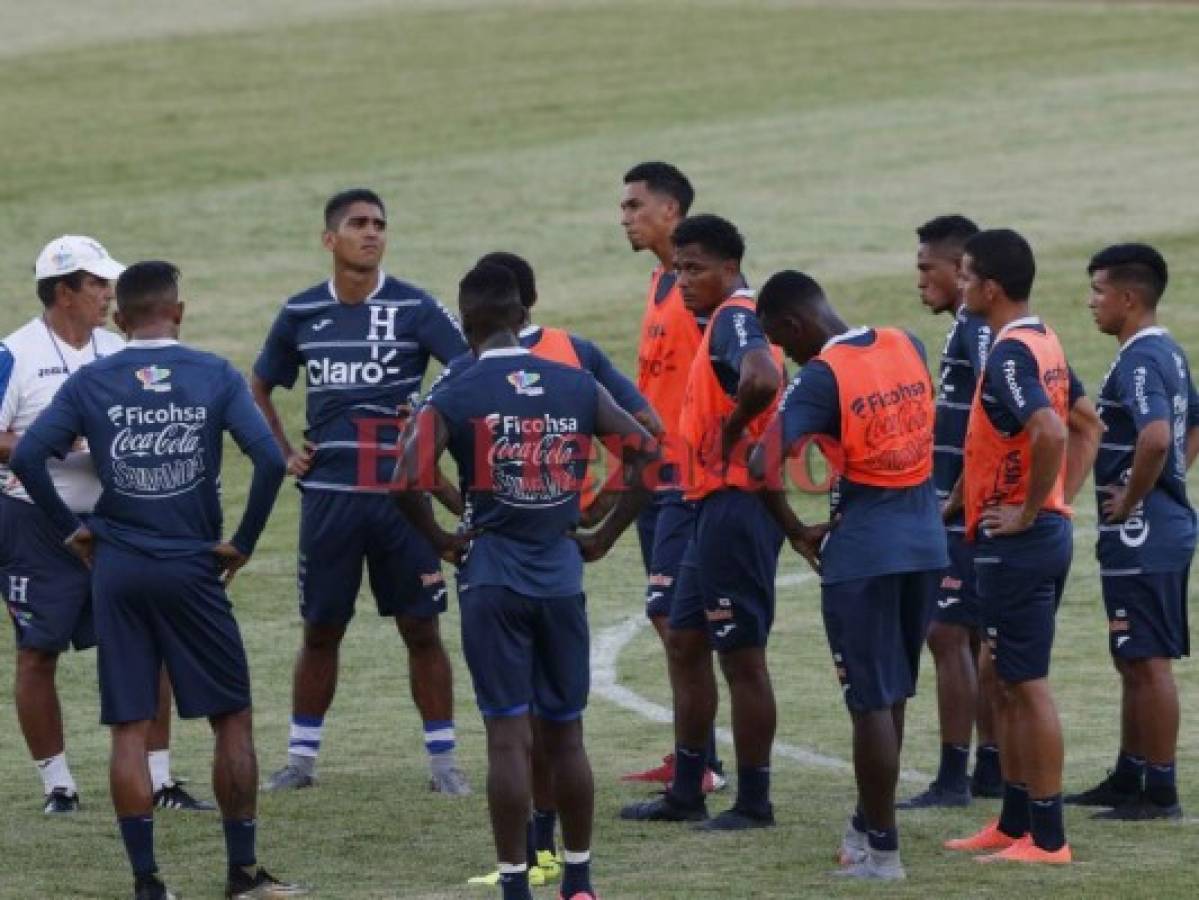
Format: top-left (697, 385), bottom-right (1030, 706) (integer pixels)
top-left (135, 365), bottom-right (172, 393)
top-left (507, 370), bottom-right (544, 396)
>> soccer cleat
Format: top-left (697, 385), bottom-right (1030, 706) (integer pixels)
top-left (1063, 772), bottom-right (1139, 807)
top-left (831, 852), bottom-right (905, 880)
top-left (134, 874), bottom-right (178, 900)
top-left (621, 754), bottom-right (675, 784)
top-left (536, 850), bottom-right (562, 881)
top-left (429, 765), bottom-right (471, 796)
top-left (975, 834), bottom-right (1072, 864)
top-left (619, 794), bottom-right (707, 823)
top-left (835, 819), bottom-right (868, 866)
top-left (943, 819), bottom-right (1019, 852)
top-left (693, 804), bottom-right (775, 831)
top-left (468, 866), bottom-right (548, 887)
top-left (1092, 796), bottom-right (1183, 821)
top-left (262, 764), bottom-right (315, 793)
top-left (225, 865), bottom-right (308, 897)
top-left (897, 781), bottom-right (971, 809)
top-left (154, 779), bottom-right (217, 811)
top-left (43, 787), bottom-right (80, 814)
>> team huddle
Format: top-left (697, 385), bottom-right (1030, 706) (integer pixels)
top-left (0, 162), bottom-right (1193, 899)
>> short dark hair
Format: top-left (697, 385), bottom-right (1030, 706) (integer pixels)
top-left (671, 214), bottom-right (745, 263)
top-left (35, 271), bottom-right (85, 307)
top-left (477, 251), bottom-right (537, 309)
top-left (624, 161), bottom-right (694, 215)
top-left (324, 188), bottom-right (385, 230)
top-left (756, 270), bottom-right (826, 319)
top-left (459, 261), bottom-right (520, 309)
top-left (916, 215), bottom-right (979, 251)
top-left (963, 229), bottom-right (1036, 301)
top-left (116, 261), bottom-right (181, 322)
top-left (1087, 243), bottom-right (1168, 304)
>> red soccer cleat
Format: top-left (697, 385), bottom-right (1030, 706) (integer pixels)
top-left (621, 754), bottom-right (675, 784)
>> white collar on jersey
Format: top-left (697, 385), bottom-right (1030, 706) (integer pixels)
top-left (478, 346), bottom-right (531, 360)
top-left (820, 326), bottom-right (870, 352)
top-left (326, 270), bottom-right (386, 303)
top-left (995, 315), bottom-right (1042, 343)
top-left (518, 324), bottom-right (541, 338)
top-left (126, 339), bottom-right (179, 348)
top-left (1120, 325), bottom-right (1169, 352)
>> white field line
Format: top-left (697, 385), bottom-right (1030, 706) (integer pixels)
top-left (591, 571), bottom-right (930, 784)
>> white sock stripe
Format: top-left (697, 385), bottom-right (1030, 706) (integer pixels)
top-left (288, 745), bottom-right (319, 758)
top-left (34, 753), bottom-right (76, 793)
top-left (423, 727), bottom-right (455, 743)
top-left (563, 850), bottom-right (591, 865)
top-left (289, 724), bottom-right (324, 742)
top-left (497, 863), bottom-right (528, 874)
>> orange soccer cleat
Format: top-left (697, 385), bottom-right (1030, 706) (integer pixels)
top-left (943, 819), bottom-right (1020, 852)
top-left (975, 834), bottom-right (1072, 865)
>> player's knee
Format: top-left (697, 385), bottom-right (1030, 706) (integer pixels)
top-left (665, 628), bottom-right (707, 668)
top-left (396, 615), bottom-right (442, 652)
top-left (301, 622), bottom-right (345, 652)
top-left (718, 647), bottom-right (769, 685)
top-left (537, 718), bottom-right (584, 757)
top-left (927, 622), bottom-right (966, 658)
top-left (15, 647), bottom-right (58, 679)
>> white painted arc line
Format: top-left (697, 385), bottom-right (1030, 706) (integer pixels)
top-left (590, 607), bottom-right (930, 784)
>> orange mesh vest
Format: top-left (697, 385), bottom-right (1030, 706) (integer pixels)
top-left (963, 323), bottom-right (1072, 540)
top-left (814, 328), bottom-right (934, 488)
top-left (638, 268), bottom-right (701, 472)
top-left (527, 326), bottom-right (582, 368)
top-left (526, 325), bottom-right (601, 508)
top-left (679, 293), bottom-right (784, 501)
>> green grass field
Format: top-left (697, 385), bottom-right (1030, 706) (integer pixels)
top-left (3, 1), bottom-right (1199, 896)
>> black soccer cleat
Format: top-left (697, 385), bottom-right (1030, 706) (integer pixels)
top-left (897, 781), bottom-right (971, 809)
top-left (1092, 795), bottom-right (1183, 821)
top-left (43, 787), bottom-right (81, 815)
top-left (133, 874), bottom-right (178, 900)
top-left (225, 865), bottom-right (309, 898)
top-left (619, 793), bottom-right (708, 823)
top-left (154, 778), bottom-right (217, 811)
top-left (1064, 772), bottom-right (1140, 808)
top-left (693, 804), bottom-right (775, 831)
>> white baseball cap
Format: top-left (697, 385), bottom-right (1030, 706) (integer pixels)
top-left (34, 235), bottom-right (125, 281)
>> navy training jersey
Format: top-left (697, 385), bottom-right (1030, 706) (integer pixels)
top-left (935, 308), bottom-right (990, 528)
top-left (779, 329), bottom-right (947, 584)
top-left (18, 341), bottom-right (279, 557)
top-left (253, 272), bottom-right (468, 492)
top-left (428, 347), bottom-right (599, 598)
top-left (1095, 327), bottom-right (1199, 574)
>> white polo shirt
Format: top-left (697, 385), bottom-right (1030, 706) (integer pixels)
top-left (0, 316), bottom-right (125, 513)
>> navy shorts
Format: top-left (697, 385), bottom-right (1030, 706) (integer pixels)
top-left (1102, 570), bottom-right (1190, 660)
top-left (92, 543), bottom-right (250, 725)
top-left (638, 491), bottom-right (697, 620)
top-left (298, 490), bottom-right (447, 626)
top-left (930, 529), bottom-right (981, 629)
top-left (670, 489), bottom-right (784, 652)
top-left (822, 570), bottom-right (937, 713)
top-left (975, 515), bottom-right (1073, 684)
top-left (0, 495), bottom-right (94, 652)
top-left (459, 584), bottom-right (589, 721)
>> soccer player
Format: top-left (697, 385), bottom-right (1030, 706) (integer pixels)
top-left (394, 262), bottom-right (656, 900)
top-left (944, 229), bottom-right (1101, 864)
top-left (458, 250), bottom-right (654, 888)
top-left (621, 214), bottom-right (784, 830)
top-left (0, 235), bottom-right (211, 814)
top-left (10, 262), bottom-right (303, 900)
top-left (252, 189), bottom-right (471, 794)
top-left (618, 162), bottom-right (725, 790)
top-left (1065, 244), bottom-right (1198, 819)
top-left (899, 214), bottom-right (1003, 808)
top-left (752, 270), bottom-right (947, 880)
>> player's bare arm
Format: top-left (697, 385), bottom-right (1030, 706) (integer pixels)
top-left (393, 405), bottom-right (473, 564)
top-left (1064, 394), bottom-right (1101, 502)
top-left (1101, 419), bottom-right (1170, 523)
top-left (721, 347), bottom-right (781, 464)
top-left (250, 373), bottom-right (313, 477)
top-left (572, 385), bottom-right (657, 562)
